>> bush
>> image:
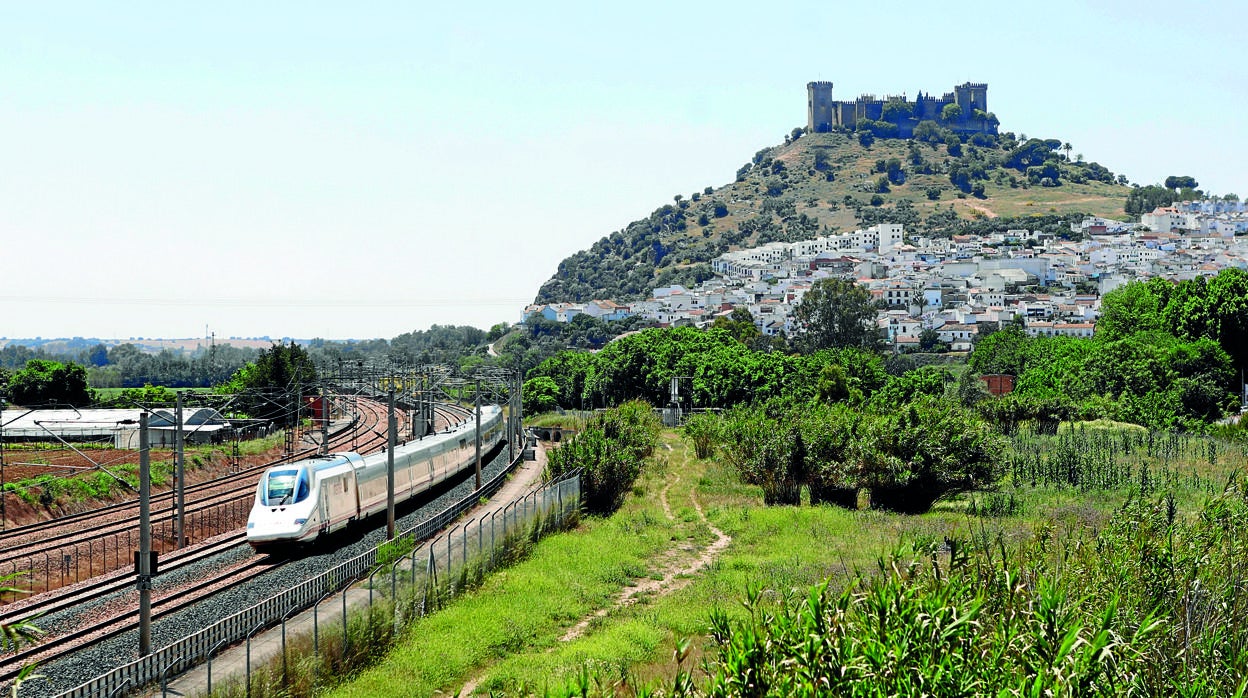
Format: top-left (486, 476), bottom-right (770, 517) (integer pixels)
top-left (718, 396), bottom-right (1003, 513)
top-left (681, 412), bottom-right (721, 459)
top-left (545, 400), bottom-right (659, 515)
top-left (862, 399), bottom-right (1003, 513)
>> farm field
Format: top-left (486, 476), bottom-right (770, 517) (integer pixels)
top-left (0, 432), bottom-right (286, 527)
top-left (315, 422), bottom-right (1248, 697)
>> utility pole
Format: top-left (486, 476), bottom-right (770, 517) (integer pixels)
top-left (514, 372), bottom-right (523, 453)
top-left (0, 397), bottom-right (6, 532)
top-left (294, 386), bottom-right (303, 449)
top-left (320, 387), bottom-right (330, 456)
top-left (138, 413), bottom-right (153, 656)
top-left (474, 385), bottom-right (482, 490)
top-left (175, 393), bottom-right (186, 548)
top-left (386, 388), bottom-right (396, 540)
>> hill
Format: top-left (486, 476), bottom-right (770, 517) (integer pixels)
top-left (535, 130), bottom-right (1133, 304)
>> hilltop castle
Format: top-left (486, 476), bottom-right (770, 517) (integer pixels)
top-left (806, 81), bottom-right (998, 138)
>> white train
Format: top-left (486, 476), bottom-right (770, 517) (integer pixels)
top-left (246, 404), bottom-right (505, 552)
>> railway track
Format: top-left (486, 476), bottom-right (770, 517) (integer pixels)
top-left (0, 399), bottom-right (474, 599)
top-left (0, 400), bottom-right (497, 688)
top-left (0, 395), bottom-right (378, 549)
top-left (0, 535), bottom-right (273, 682)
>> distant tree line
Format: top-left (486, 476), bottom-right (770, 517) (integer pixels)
top-left (0, 341), bottom-right (255, 390)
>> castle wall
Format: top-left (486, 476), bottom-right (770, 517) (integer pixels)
top-left (805, 81), bottom-right (995, 137)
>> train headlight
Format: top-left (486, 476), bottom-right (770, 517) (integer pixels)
top-left (247, 522), bottom-right (254, 529)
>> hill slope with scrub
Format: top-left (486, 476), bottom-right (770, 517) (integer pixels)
top-left (536, 129), bottom-right (1133, 304)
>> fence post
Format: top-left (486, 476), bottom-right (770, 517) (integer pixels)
top-left (490, 511), bottom-right (497, 569)
top-left (281, 603), bottom-right (300, 683)
top-left (426, 544), bottom-right (436, 614)
top-left (447, 525), bottom-right (459, 596)
top-left (244, 620), bottom-right (267, 698)
top-left (159, 654), bottom-right (183, 697)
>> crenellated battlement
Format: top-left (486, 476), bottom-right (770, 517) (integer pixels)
top-left (806, 79), bottom-right (997, 137)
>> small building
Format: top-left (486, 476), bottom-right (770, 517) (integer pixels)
top-left (981, 374), bottom-right (1015, 396)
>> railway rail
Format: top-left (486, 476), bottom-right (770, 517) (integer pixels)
top-left (0, 534), bottom-right (271, 683)
top-left (0, 401), bottom-right (506, 691)
top-left (0, 398), bottom-right (475, 599)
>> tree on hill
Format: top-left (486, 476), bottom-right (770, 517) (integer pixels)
top-left (940, 103), bottom-right (963, 123)
top-left (1165, 175), bottom-right (1199, 191)
top-left (1125, 184), bottom-right (1177, 216)
top-left (793, 278), bottom-right (883, 353)
top-left (881, 98), bottom-right (913, 123)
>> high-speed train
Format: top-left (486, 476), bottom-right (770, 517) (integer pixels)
top-left (246, 404), bottom-right (505, 552)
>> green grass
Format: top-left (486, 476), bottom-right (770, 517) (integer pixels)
top-left (300, 423), bottom-right (1248, 696)
top-left (525, 412), bottom-right (590, 429)
top-left (324, 433), bottom-right (1004, 696)
top-left (324, 509), bottom-right (674, 696)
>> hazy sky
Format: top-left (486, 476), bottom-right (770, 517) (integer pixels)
top-left (3, 1), bottom-right (1244, 341)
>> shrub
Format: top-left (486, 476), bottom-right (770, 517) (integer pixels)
top-left (681, 412), bottom-right (721, 460)
top-left (718, 396), bottom-right (1003, 513)
top-left (863, 399), bottom-right (1003, 512)
top-left (545, 400), bottom-right (659, 515)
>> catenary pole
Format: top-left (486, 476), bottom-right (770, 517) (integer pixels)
top-left (139, 413), bottom-right (153, 656)
top-left (175, 392), bottom-right (186, 548)
top-left (386, 388), bottom-right (396, 540)
top-left (474, 385), bottom-right (482, 490)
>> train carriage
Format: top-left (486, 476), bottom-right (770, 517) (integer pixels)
top-left (246, 404), bottom-right (504, 552)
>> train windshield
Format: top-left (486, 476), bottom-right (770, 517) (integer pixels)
top-left (265, 469), bottom-right (306, 506)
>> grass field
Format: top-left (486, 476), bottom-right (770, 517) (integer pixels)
top-left (309, 418), bottom-right (1248, 696)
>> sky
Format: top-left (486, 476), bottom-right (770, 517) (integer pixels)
top-left (3, 1), bottom-right (1245, 342)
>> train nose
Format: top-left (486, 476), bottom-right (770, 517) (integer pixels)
top-left (246, 513), bottom-right (310, 543)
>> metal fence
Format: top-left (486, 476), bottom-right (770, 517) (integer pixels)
top-left (57, 453), bottom-right (580, 698)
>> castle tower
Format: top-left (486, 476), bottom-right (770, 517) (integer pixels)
top-left (954, 82), bottom-right (988, 115)
top-left (807, 81), bottom-right (835, 133)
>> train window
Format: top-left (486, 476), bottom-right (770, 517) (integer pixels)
top-left (265, 469), bottom-right (298, 505)
top-left (295, 475), bottom-right (310, 503)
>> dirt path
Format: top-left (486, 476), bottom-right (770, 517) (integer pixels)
top-left (556, 484), bottom-right (734, 642)
top-left (458, 442), bottom-right (731, 696)
top-left (955, 201), bottom-right (999, 218)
